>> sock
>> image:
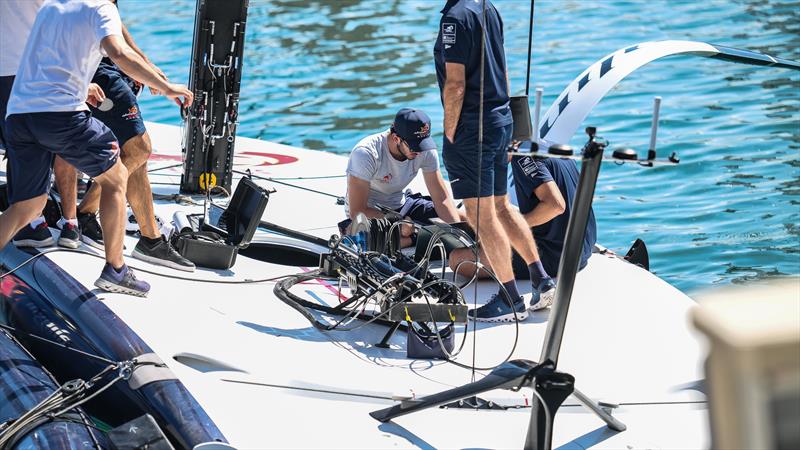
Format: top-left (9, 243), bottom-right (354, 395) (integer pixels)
top-left (58, 217), bottom-right (78, 228)
top-left (30, 216), bottom-right (46, 228)
top-left (109, 263), bottom-right (125, 273)
top-left (500, 279), bottom-right (522, 304)
top-left (140, 235), bottom-right (163, 247)
top-left (528, 260), bottom-right (549, 285)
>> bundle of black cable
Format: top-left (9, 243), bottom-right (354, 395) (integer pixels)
top-left (364, 216), bottom-right (402, 255)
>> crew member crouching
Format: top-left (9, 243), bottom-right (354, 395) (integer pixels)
top-left (339, 108), bottom-right (461, 248)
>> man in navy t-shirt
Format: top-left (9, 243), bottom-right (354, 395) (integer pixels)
top-left (435, 0), bottom-right (555, 323)
top-left (510, 155), bottom-right (597, 278)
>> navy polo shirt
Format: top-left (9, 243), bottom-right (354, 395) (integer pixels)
top-left (434, 0), bottom-right (512, 129)
top-left (511, 155), bottom-right (597, 276)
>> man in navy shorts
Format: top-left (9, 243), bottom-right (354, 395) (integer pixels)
top-left (435, 0), bottom-right (555, 322)
top-left (44, 0), bottom-right (194, 271)
top-left (0, 0), bottom-right (192, 297)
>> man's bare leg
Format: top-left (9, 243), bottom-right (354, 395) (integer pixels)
top-left (462, 197), bottom-right (514, 283)
top-left (92, 159), bottom-right (128, 268)
top-left (78, 133), bottom-right (158, 237)
top-left (53, 157), bottom-right (78, 220)
top-left (0, 195), bottom-right (49, 247)
top-left (494, 195), bottom-right (540, 264)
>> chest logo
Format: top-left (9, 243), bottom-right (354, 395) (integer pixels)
top-left (381, 173), bottom-right (393, 183)
top-left (442, 23), bottom-right (456, 44)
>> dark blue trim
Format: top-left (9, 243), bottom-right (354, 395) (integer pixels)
top-left (600, 55), bottom-right (614, 77)
top-left (578, 73), bottom-right (590, 91)
top-left (710, 44), bottom-right (800, 71)
top-left (0, 247), bottom-right (228, 448)
top-left (558, 94), bottom-right (570, 114)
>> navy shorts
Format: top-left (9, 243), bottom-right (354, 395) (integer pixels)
top-left (4, 111), bottom-right (119, 203)
top-left (0, 75), bottom-right (14, 149)
top-left (443, 122), bottom-right (512, 199)
top-left (337, 193), bottom-right (439, 234)
top-left (89, 63), bottom-right (146, 147)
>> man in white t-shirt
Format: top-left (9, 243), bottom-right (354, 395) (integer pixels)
top-left (341, 108), bottom-right (461, 248)
top-left (0, 0), bottom-right (193, 297)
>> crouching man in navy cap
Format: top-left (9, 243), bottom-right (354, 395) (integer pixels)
top-left (340, 108), bottom-right (462, 248)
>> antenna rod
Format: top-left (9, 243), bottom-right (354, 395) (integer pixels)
top-left (525, 0), bottom-right (535, 96)
top-left (648, 96), bottom-right (661, 158)
top-left (533, 86), bottom-right (543, 144)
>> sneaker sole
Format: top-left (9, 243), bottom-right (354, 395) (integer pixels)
top-left (13, 238), bottom-right (55, 248)
top-left (131, 248), bottom-right (196, 272)
top-left (529, 287), bottom-right (556, 312)
top-left (57, 238), bottom-right (80, 249)
top-left (529, 296), bottom-right (553, 312)
top-left (94, 278), bottom-right (149, 297)
top-left (81, 235), bottom-right (105, 250)
top-left (470, 309), bottom-right (529, 323)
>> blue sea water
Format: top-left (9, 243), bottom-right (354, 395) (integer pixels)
top-left (122, 0), bottom-right (799, 294)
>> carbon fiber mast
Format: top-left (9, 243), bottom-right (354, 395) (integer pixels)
top-left (181, 0), bottom-right (249, 194)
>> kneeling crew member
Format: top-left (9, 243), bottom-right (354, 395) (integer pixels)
top-left (341, 108), bottom-right (461, 248)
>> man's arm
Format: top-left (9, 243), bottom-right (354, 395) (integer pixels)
top-left (423, 170), bottom-right (460, 223)
top-left (101, 35), bottom-right (192, 107)
top-left (120, 23), bottom-right (168, 94)
top-left (347, 175), bottom-right (385, 220)
top-left (443, 62), bottom-right (466, 143)
top-left (523, 181), bottom-right (566, 227)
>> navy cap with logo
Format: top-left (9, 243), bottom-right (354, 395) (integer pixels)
top-left (391, 108), bottom-right (436, 152)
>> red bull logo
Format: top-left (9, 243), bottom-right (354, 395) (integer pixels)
top-left (414, 123), bottom-right (430, 139)
top-left (122, 105), bottom-right (140, 120)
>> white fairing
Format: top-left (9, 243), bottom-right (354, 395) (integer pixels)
top-left (538, 40), bottom-right (719, 149)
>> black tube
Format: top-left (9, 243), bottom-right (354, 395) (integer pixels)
top-left (525, 137), bottom-right (605, 450)
top-left (258, 220), bottom-right (329, 248)
top-left (525, 0), bottom-right (535, 96)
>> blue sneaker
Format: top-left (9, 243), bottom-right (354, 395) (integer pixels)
top-left (529, 277), bottom-right (556, 312)
top-left (468, 293), bottom-right (528, 323)
top-left (94, 264), bottom-right (150, 297)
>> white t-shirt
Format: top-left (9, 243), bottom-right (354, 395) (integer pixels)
top-left (6, 0), bottom-right (123, 117)
top-left (0, 0), bottom-right (46, 76)
top-left (345, 130), bottom-right (439, 216)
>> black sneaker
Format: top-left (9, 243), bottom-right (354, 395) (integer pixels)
top-left (78, 212), bottom-right (104, 250)
top-left (131, 236), bottom-right (195, 272)
top-left (13, 222), bottom-right (55, 248)
top-left (57, 222), bottom-right (81, 249)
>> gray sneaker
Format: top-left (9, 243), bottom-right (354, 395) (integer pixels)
top-left (131, 236), bottom-right (195, 272)
top-left (94, 264), bottom-right (150, 297)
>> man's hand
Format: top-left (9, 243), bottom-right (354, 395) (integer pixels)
top-left (400, 220), bottom-right (415, 238)
top-left (86, 83), bottom-right (106, 107)
top-left (162, 83), bottom-right (193, 108)
top-left (445, 128), bottom-right (456, 144)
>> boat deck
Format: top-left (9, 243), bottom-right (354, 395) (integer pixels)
top-left (0, 122), bottom-right (709, 448)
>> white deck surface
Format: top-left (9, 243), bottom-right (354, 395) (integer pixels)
top-left (1, 122), bottom-right (709, 449)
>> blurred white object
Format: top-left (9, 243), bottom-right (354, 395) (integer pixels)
top-left (692, 278), bottom-right (800, 450)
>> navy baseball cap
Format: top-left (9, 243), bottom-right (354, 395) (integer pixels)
top-left (391, 108), bottom-right (436, 152)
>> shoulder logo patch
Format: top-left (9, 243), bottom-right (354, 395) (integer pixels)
top-left (517, 156), bottom-right (539, 177)
top-left (442, 23), bottom-right (456, 44)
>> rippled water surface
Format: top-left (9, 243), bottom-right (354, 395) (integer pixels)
top-left (122, 0), bottom-right (800, 293)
